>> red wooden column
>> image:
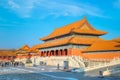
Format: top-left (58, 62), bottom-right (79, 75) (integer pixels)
top-left (45, 51), bottom-right (47, 57)
top-left (50, 51), bottom-right (52, 56)
top-left (43, 52), bottom-right (45, 57)
top-left (50, 51), bottom-right (51, 57)
top-left (48, 51), bottom-right (50, 57)
top-left (62, 50), bottom-right (65, 56)
top-left (61, 50), bottom-right (63, 56)
top-left (54, 50), bottom-right (56, 56)
top-left (40, 52), bottom-right (42, 57)
top-left (44, 51), bottom-right (46, 57)
top-left (58, 50), bottom-right (61, 56)
top-left (68, 48), bottom-right (72, 56)
top-left (42, 52), bottom-right (44, 57)
top-left (46, 51), bottom-right (48, 57)
top-left (39, 52), bottom-right (42, 57)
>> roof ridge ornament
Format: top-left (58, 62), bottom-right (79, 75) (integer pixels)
top-left (84, 16), bottom-right (86, 20)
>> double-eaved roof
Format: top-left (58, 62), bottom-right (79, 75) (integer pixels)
top-left (40, 16), bottom-right (107, 41)
top-left (33, 16), bottom-right (107, 49)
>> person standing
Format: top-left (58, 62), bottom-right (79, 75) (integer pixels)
top-left (57, 64), bottom-right (60, 70)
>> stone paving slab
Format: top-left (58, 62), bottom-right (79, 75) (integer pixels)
top-left (0, 73), bottom-right (55, 80)
top-left (0, 66), bottom-right (120, 80)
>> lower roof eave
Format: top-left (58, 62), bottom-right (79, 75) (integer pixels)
top-left (38, 43), bottom-right (91, 50)
top-left (83, 50), bottom-right (120, 53)
top-left (38, 44), bottom-right (68, 50)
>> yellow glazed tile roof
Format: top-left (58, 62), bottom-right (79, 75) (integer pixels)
top-left (18, 45), bottom-right (30, 51)
top-left (83, 40), bottom-right (120, 52)
top-left (40, 16), bottom-right (107, 41)
top-left (28, 46), bottom-right (39, 53)
top-left (0, 50), bottom-right (16, 56)
top-left (82, 52), bottom-right (120, 59)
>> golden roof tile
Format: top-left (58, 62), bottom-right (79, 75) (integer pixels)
top-left (40, 16), bottom-right (107, 41)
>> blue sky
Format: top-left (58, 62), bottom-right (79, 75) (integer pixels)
top-left (0, 0), bottom-right (120, 49)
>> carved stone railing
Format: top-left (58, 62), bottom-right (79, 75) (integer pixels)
top-left (84, 57), bottom-right (120, 72)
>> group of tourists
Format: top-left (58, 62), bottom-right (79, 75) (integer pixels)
top-left (0, 61), bottom-right (24, 67)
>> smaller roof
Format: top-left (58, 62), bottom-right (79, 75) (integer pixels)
top-left (0, 50), bottom-right (16, 56)
top-left (83, 40), bottom-right (120, 52)
top-left (82, 52), bottom-right (120, 60)
top-left (18, 45), bottom-right (30, 51)
top-left (28, 46), bottom-right (39, 53)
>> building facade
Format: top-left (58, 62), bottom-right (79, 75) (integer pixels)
top-left (35, 16), bottom-right (107, 57)
top-left (30, 16), bottom-right (120, 68)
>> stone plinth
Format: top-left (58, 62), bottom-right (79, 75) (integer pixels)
top-left (25, 63), bottom-right (33, 67)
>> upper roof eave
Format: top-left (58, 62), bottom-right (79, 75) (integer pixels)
top-left (40, 16), bottom-right (107, 41)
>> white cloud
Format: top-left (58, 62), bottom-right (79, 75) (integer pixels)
top-left (1, 0), bottom-right (106, 18)
top-left (7, 0), bottom-right (37, 18)
top-left (8, 0), bottom-right (20, 9)
top-left (114, 0), bottom-right (120, 8)
top-left (35, 0), bottom-right (105, 18)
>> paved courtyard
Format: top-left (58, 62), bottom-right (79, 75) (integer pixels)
top-left (0, 66), bottom-right (120, 80)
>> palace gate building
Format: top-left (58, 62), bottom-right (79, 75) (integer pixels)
top-left (36, 16), bottom-right (107, 57)
top-left (21, 16), bottom-right (120, 68)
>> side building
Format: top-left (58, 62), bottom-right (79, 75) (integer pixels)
top-left (0, 49), bottom-right (16, 61)
top-left (15, 45), bottom-right (39, 65)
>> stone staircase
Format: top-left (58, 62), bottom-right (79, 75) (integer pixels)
top-left (15, 56), bottom-right (86, 68)
top-left (70, 56), bottom-right (85, 68)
